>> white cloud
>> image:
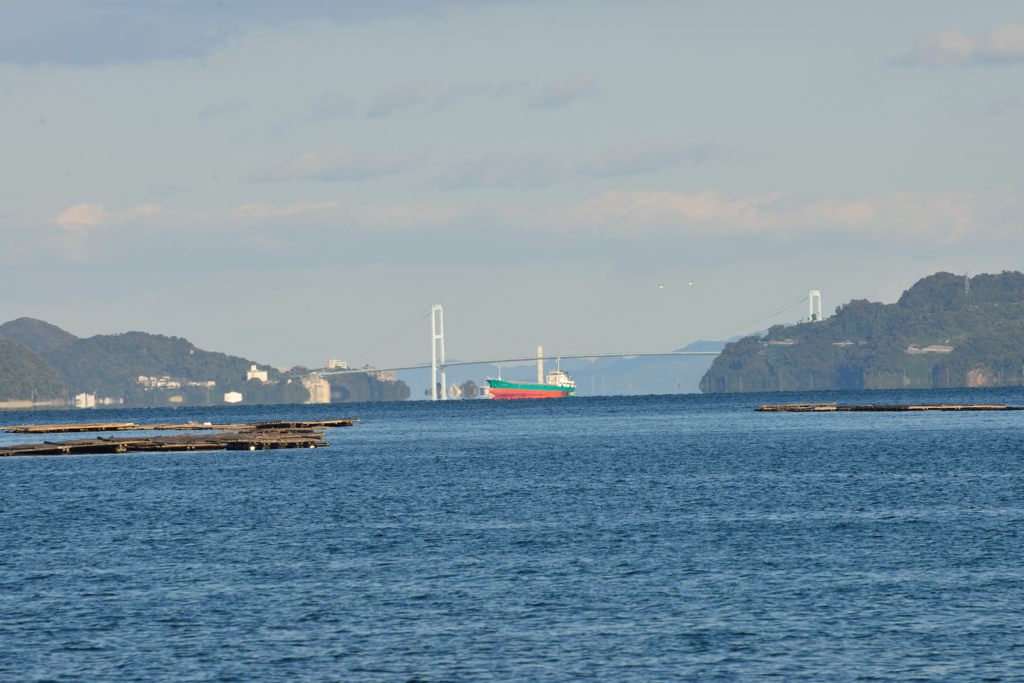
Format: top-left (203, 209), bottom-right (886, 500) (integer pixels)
top-left (55, 203), bottom-right (107, 230)
top-left (250, 144), bottom-right (425, 182)
top-left (55, 202), bottom-right (161, 230)
top-left (900, 22), bottom-right (1024, 67)
top-left (982, 22), bottom-right (1024, 62)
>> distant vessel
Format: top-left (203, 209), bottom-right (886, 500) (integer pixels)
top-left (486, 370), bottom-right (576, 399)
top-left (485, 345), bottom-right (575, 400)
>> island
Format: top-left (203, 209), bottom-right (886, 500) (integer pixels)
top-left (701, 271), bottom-right (1024, 393)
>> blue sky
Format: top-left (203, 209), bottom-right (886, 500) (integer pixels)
top-left (1, 1), bottom-right (1022, 368)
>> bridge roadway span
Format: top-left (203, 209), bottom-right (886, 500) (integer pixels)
top-left (317, 351), bottom-right (720, 376)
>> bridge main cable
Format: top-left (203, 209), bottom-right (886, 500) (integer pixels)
top-left (317, 350), bottom-right (720, 376)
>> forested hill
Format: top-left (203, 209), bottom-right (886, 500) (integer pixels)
top-left (46, 331), bottom-right (303, 401)
top-left (0, 339), bottom-right (66, 402)
top-left (0, 318), bottom-right (410, 406)
top-left (700, 271), bottom-right (1024, 393)
top-left (0, 317), bottom-right (78, 355)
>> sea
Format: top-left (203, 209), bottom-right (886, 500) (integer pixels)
top-left (1, 389), bottom-right (1023, 682)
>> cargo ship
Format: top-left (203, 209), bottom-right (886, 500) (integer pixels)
top-left (485, 346), bottom-right (575, 400)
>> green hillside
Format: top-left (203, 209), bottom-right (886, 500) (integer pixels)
top-left (44, 331), bottom-right (281, 397)
top-left (701, 271), bottom-right (1024, 393)
top-left (0, 339), bottom-right (66, 401)
top-left (0, 317), bottom-right (78, 354)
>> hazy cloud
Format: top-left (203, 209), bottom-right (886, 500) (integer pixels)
top-left (55, 203), bottom-right (106, 230)
top-left (437, 153), bottom-right (561, 189)
top-left (899, 22), bottom-right (1024, 67)
top-left (55, 202), bottom-right (161, 230)
top-left (432, 81), bottom-right (528, 109)
top-left (0, 1), bottom-right (491, 67)
top-left (43, 198), bottom-right (460, 266)
top-left (271, 92), bottom-right (360, 135)
top-left (347, 203), bottom-right (459, 228)
top-left (531, 190), bottom-right (1021, 244)
top-left (981, 22), bottom-right (1024, 63)
top-left (368, 83), bottom-right (443, 117)
top-left (367, 81), bottom-right (526, 117)
top-left (250, 144), bottom-right (425, 182)
top-left (34, 189), bottom-right (1024, 278)
top-left (199, 100), bottom-right (248, 120)
top-left (578, 141), bottom-right (725, 177)
top-left (309, 92), bottom-right (360, 120)
top-left (228, 201), bottom-right (340, 220)
top-left (147, 184), bottom-right (192, 198)
top-left (985, 94), bottom-right (1023, 116)
top-left (529, 76), bottom-right (599, 109)
top-left (218, 200), bottom-right (456, 230)
top-left (50, 189), bottom-right (1022, 247)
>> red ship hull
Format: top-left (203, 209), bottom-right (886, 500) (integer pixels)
top-left (487, 387), bottom-right (572, 400)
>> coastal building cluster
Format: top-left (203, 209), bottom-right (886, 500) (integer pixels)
top-left (73, 393), bottom-right (123, 409)
top-left (67, 359), bottom-right (402, 409)
top-left (137, 375), bottom-right (217, 390)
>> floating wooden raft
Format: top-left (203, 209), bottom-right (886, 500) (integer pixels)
top-left (4, 422), bottom-right (144, 434)
top-left (0, 419), bottom-right (358, 457)
top-left (3, 419), bottom-right (358, 434)
top-left (757, 403), bottom-right (1024, 412)
top-left (241, 419), bottom-right (358, 430)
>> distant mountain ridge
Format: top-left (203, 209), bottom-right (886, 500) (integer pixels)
top-left (701, 271), bottom-right (1024, 393)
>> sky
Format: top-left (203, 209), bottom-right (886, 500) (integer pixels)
top-left (1, 0), bottom-right (1023, 369)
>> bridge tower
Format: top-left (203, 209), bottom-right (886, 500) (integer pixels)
top-left (431, 304), bottom-right (447, 401)
top-left (808, 290), bottom-right (823, 322)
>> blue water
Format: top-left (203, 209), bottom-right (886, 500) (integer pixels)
top-left (2, 390), bottom-right (1023, 681)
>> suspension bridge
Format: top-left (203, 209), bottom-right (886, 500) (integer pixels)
top-left (318, 291), bottom-right (824, 400)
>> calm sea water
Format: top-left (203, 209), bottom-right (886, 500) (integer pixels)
top-left (1, 389), bottom-right (1023, 681)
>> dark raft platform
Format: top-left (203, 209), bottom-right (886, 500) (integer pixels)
top-left (0, 419), bottom-right (358, 457)
top-left (757, 403), bottom-right (1024, 412)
